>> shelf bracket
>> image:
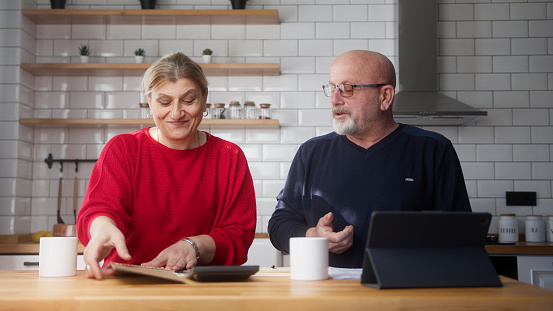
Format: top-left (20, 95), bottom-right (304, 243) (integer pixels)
top-left (44, 153), bottom-right (97, 172)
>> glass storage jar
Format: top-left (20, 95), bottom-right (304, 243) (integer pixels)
top-left (244, 101), bottom-right (257, 119)
top-left (259, 103), bottom-right (271, 119)
top-left (498, 213), bottom-right (518, 243)
top-left (229, 101), bottom-right (242, 119)
top-left (213, 103), bottom-right (226, 119)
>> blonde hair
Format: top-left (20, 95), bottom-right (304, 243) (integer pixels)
top-left (142, 52), bottom-right (208, 98)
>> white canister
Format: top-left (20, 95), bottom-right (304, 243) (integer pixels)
top-left (546, 215), bottom-right (553, 243)
top-left (525, 215), bottom-right (545, 242)
top-left (498, 214), bottom-right (518, 243)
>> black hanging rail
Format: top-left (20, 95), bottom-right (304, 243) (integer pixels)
top-left (44, 153), bottom-right (97, 172)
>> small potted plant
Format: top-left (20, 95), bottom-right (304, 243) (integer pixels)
top-left (230, 0), bottom-right (247, 9)
top-left (202, 48), bottom-right (213, 63)
top-left (50, 0), bottom-right (66, 9)
top-left (134, 48), bottom-right (146, 63)
top-left (78, 44), bottom-right (91, 63)
top-left (139, 0), bottom-right (157, 9)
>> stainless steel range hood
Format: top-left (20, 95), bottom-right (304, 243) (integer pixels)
top-left (393, 0), bottom-right (487, 126)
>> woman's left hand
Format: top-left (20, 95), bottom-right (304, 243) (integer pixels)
top-left (141, 240), bottom-right (196, 271)
top-left (141, 235), bottom-right (215, 271)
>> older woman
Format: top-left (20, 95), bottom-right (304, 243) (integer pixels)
top-left (77, 52), bottom-right (257, 280)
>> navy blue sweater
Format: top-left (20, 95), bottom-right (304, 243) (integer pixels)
top-left (268, 124), bottom-right (471, 268)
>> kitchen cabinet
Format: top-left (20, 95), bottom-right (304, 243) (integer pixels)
top-left (0, 255), bottom-right (42, 270)
top-left (517, 256), bottom-right (553, 290)
top-left (486, 242), bottom-right (553, 290)
top-left (0, 242), bottom-right (87, 271)
top-left (0, 255), bottom-right (86, 271)
top-left (245, 238), bottom-right (282, 268)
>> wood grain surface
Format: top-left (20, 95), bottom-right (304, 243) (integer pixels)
top-left (0, 271), bottom-right (552, 310)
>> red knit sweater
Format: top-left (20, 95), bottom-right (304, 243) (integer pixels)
top-left (77, 128), bottom-right (256, 266)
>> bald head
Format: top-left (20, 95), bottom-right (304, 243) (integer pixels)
top-left (330, 50), bottom-right (396, 88)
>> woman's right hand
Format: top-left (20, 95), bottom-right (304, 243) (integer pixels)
top-left (83, 216), bottom-right (131, 280)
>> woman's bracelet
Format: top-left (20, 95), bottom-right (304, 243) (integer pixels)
top-left (180, 237), bottom-right (200, 261)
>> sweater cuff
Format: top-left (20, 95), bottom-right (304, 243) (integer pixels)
top-left (292, 225), bottom-right (310, 238)
top-left (275, 225), bottom-right (310, 253)
top-left (210, 231), bottom-right (251, 266)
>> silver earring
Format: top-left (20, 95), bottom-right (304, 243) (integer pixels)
top-left (147, 112), bottom-right (153, 119)
top-left (203, 110), bottom-right (208, 117)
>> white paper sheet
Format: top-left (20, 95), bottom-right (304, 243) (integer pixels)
top-left (328, 267), bottom-right (362, 280)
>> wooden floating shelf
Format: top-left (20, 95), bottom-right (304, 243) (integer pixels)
top-left (20, 63), bottom-right (280, 77)
top-left (19, 118), bottom-right (280, 129)
top-left (21, 9), bottom-right (280, 25)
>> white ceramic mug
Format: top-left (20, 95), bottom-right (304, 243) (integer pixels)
top-left (289, 237), bottom-right (328, 281)
top-left (39, 236), bottom-right (78, 277)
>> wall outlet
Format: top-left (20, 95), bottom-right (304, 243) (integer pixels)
top-left (506, 191), bottom-right (536, 206)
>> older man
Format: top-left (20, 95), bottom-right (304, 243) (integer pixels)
top-left (268, 50), bottom-right (471, 268)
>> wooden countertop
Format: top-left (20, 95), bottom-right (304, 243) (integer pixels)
top-left (0, 242), bottom-right (85, 255)
top-left (0, 271), bottom-right (552, 310)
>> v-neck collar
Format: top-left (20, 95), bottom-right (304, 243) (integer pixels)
top-left (340, 124), bottom-right (405, 153)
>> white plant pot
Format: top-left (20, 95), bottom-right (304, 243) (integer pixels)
top-left (80, 55), bottom-right (89, 63)
top-left (202, 55), bottom-right (212, 63)
top-left (135, 56), bottom-right (144, 63)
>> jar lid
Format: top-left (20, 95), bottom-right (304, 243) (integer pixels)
top-left (527, 215), bottom-right (542, 217)
top-left (500, 213), bottom-right (516, 216)
top-left (206, 103), bottom-right (211, 108)
top-left (244, 101), bottom-right (255, 106)
top-left (139, 102), bottom-right (149, 108)
top-left (214, 103), bottom-right (225, 108)
top-left (229, 101), bottom-right (240, 106)
top-left (260, 103), bottom-right (271, 108)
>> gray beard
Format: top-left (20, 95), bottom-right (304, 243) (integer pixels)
top-left (333, 116), bottom-right (358, 135)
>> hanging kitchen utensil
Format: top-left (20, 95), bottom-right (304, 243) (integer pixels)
top-left (57, 177), bottom-right (64, 224)
top-left (73, 176), bottom-right (78, 223)
top-left (53, 176), bottom-right (76, 236)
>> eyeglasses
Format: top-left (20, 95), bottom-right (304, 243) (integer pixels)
top-left (322, 83), bottom-right (388, 97)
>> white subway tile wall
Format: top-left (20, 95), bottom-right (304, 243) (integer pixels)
top-left (0, 0), bottom-right (552, 235)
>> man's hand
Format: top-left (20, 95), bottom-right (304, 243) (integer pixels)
top-left (305, 212), bottom-right (354, 254)
top-left (83, 216), bottom-right (131, 280)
